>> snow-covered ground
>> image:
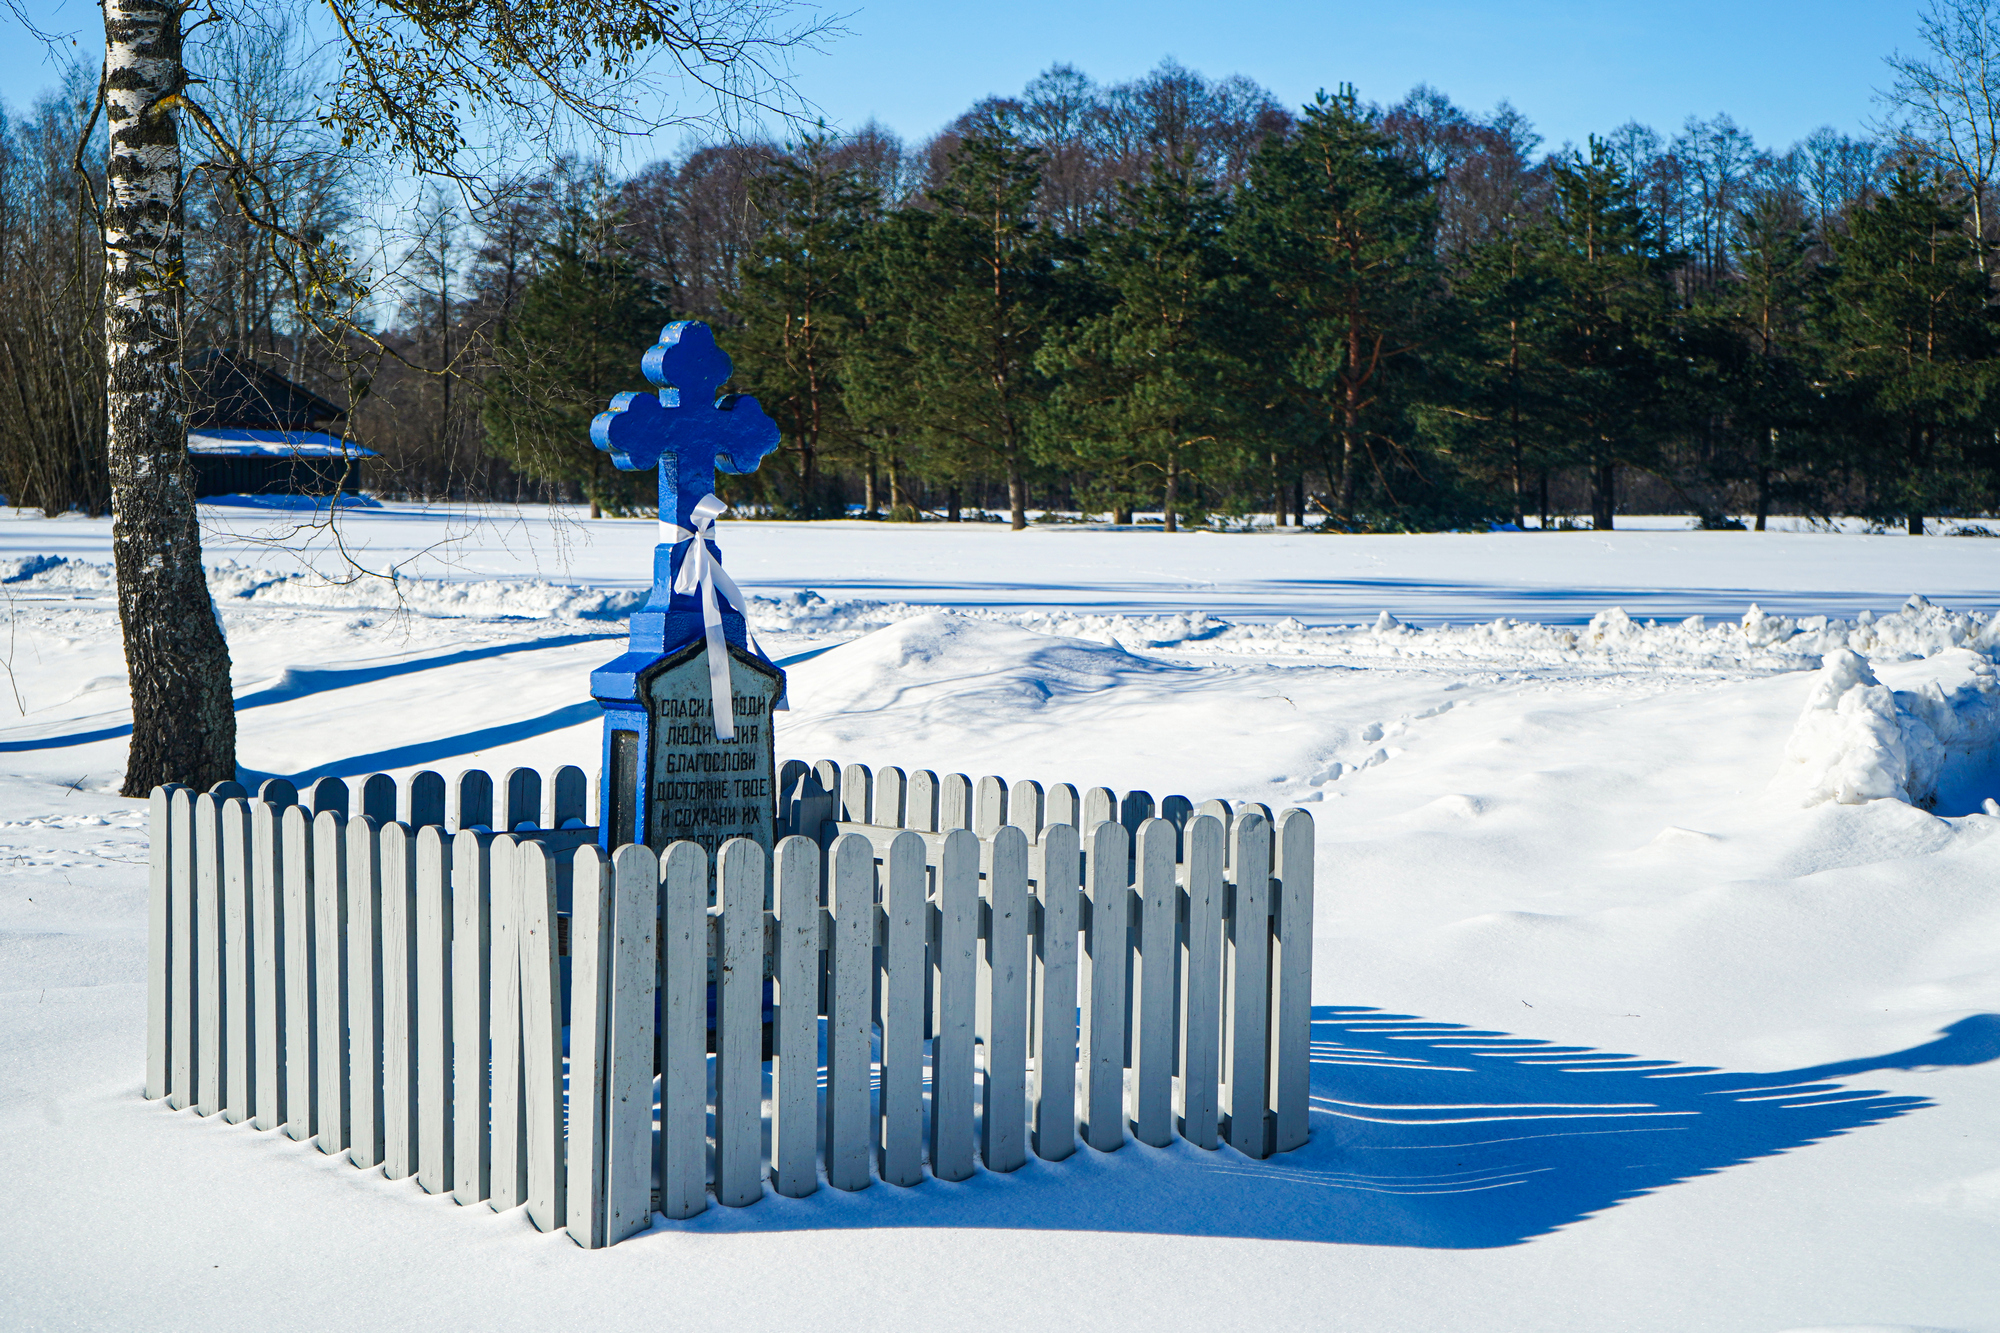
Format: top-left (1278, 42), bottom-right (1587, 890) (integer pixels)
top-left (3, 500), bottom-right (1998, 1332)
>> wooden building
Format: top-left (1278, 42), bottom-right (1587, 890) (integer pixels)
top-left (185, 351), bottom-right (375, 497)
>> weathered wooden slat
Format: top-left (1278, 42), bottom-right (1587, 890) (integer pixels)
top-left (503, 768), bottom-right (541, 833)
top-left (824, 833), bottom-right (874, 1191)
top-left (313, 810), bottom-right (350, 1154)
top-left (221, 798), bottom-right (254, 1124)
top-left (1081, 787), bottom-right (1116, 832)
top-left (1079, 818), bottom-right (1127, 1152)
top-left (194, 793), bottom-right (223, 1115)
top-left (1130, 818), bottom-right (1177, 1147)
top-left (879, 830), bottom-right (927, 1187)
top-left (548, 764), bottom-right (589, 828)
top-left (250, 797), bottom-right (285, 1130)
top-left (1178, 814), bottom-right (1225, 1150)
top-left (1271, 808), bottom-right (1315, 1154)
top-left (907, 770), bottom-right (940, 833)
top-left (1119, 790), bottom-right (1154, 841)
top-left (840, 763), bottom-right (874, 825)
top-left (605, 844), bottom-right (656, 1241)
top-left (308, 777), bottom-right (349, 818)
top-left (414, 826), bottom-right (452, 1194)
top-left (346, 815), bottom-right (385, 1168)
top-left (281, 804), bottom-right (316, 1141)
top-left (1045, 783), bottom-right (1080, 830)
top-left (145, 786), bottom-right (179, 1101)
top-left (658, 840), bottom-right (708, 1219)
top-left (1032, 821), bottom-right (1079, 1162)
top-left (453, 769), bottom-right (494, 833)
top-left (776, 760), bottom-right (809, 834)
top-left (1225, 811), bottom-right (1273, 1158)
top-left (982, 824), bottom-right (1029, 1172)
top-left (405, 771), bottom-right (447, 829)
top-left (518, 840), bottom-right (567, 1231)
top-left (257, 778), bottom-right (298, 809)
top-left (564, 844), bottom-right (611, 1248)
top-left (812, 759), bottom-right (841, 810)
top-left (169, 788), bottom-right (196, 1111)
top-left (361, 773), bottom-right (397, 824)
top-left (1009, 780), bottom-right (1045, 835)
top-left (450, 828), bottom-right (492, 1204)
top-left (773, 835), bottom-right (820, 1199)
top-left (931, 827), bottom-right (979, 1182)
top-left (488, 833), bottom-right (526, 1210)
top-left (874, 766), bottom-right (908, 828)
top-left (380, 822), bottom-right (419, 1179)
top-left (1197, 799), bottom-right (1233, 864)
top-left (714, 838), bottom-right (766, 1207)
top-left (940, 774), bottom-right (973, 831)
top-left (973, 776), bottom-right (1008, 836)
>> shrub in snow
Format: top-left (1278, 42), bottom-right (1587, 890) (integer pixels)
top-left (1779, 647), bottom-right (2000, 808)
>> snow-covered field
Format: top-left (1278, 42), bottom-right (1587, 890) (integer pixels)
top-left (3, 500), bottom-right (1998, 1332)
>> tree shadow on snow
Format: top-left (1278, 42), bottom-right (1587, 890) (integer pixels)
top-left (652, 1007), bottom-right (1995, 1249)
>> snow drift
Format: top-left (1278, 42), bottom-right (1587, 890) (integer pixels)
top-left (1778, 645), bottom-right (2000, 808)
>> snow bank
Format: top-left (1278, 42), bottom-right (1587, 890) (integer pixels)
top-left (1778, 647), bottom-right (2000, 807)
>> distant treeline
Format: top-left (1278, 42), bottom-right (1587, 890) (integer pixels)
top-left (7, 53), bottom-right (2000, 530)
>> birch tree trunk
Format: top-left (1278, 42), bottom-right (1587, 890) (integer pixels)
top-left (105, 0), bottom-right (237, 795)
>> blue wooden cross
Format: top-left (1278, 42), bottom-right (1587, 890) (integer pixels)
top-left (588, 322), bottom-right (783, 847)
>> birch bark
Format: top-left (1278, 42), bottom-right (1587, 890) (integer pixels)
top-left (104, 0), bottom-right (237, 794)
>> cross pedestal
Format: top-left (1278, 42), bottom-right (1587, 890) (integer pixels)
top-left (589, 322), bottom-right (784, 854)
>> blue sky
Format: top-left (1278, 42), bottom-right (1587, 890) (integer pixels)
top-left (2, 0), bottom-right (1927, 160)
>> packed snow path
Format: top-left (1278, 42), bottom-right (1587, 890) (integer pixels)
top-left (2, 503), bottom-right (1997, 1331)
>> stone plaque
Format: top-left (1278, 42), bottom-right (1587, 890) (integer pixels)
top-left (640, 639), bottom-right (781, 858)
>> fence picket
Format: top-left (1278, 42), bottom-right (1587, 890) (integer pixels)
top-left (250, 798), bottom-right (285, 1131)
top-left (503, 768), bottom-right (541, 833)
top-left (1271, 809), bottom-right (1315, 1154)
top-left (840, 764), bottom-right (873, 824)
top-left (1045, 784), bottom-right (1080, 830)
top-left (941, 774), bottom-right (972, 831)
top-left (548, 764), bottom-right (589, 828)
top-left (874, 767), bottom-right (907, 828)
top-left (454, 770), bottom-right (494, 832)
top-left (982, 824), bottom-right (1029, 1172)
top-left (489, 833), bottom-right (526, 1209)
top-left (1032, 822), bottom-right (1079, 1162)
top-left (145, 786), bottom-right (178, 1101)
top-left (879, 831), bottom-right (927, 1186)
top-left (1082, 787), bottom-right (1116, 832)
top-left (565, 844), bottom-right (611, 1248)
top-left (824, 833), bottom-right (874, 1191)
top-left (1225, 812), bottom-right (1272, 1159)
top-left (405, 771), bottom-right (447, 829)
top-left (715, 838), bottom-right (767, 1207)
top-left (907, 770), bottom-right (940, 833)
top-left (659, 841), bottom-right (708, 1219)
top-left (308, 777), bottom-right (349, 818)
top-left (518, 840), bottom-right (566, 1231)
top-left (415, 826), bottom-right (452, 1195)
top-left (169, 789), bottom-right (195, 1111)
top-left (282, 805), bottom-right (315, 1141)
top-left (361, 774), bottom-right (396, 824)
top-left (1178, 814), bottom-right (1225, 1150)
top-left (1009, 780), bottom-right (1044, 835)
top-left (222, 799), bottom-right (254, 1124)
top-left (194, 793), bottom-right (223, 1116)
top-left (607, 845), bottom-right (657, 1240)
top-left (450, 829), bottom-right (492, 1204)
top-left (314, 810), bottom-right (350, 1155)
top-left (380, 823), bottom-right (418, 1179)
top-left (347, 816), bottom-right (385, 1168)
top-left (1080, 818), bottom-right (1127, 1152)
top-left (773, 835), bottom-right (820, 1198)
top-left (932, 828), bottom-right (979, 1182)
top-left (974, 777), bottom-right (1008, 836)
top-left (813, 759), bottom-right (841, 806)
top-left (1131, 818), bottom-right (1177, 1147)
top-left (1120, 791), bottom-right (1154, 841)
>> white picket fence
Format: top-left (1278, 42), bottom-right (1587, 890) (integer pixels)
top-left (145, 761), bottom-right (1313, 1249)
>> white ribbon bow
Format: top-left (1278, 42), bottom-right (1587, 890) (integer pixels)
top-left (661, 492), bottom-right (764, 740)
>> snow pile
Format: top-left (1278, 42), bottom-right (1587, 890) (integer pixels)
top-left (206, 567), bottom-right (646, 620)
top-left (0, 553), bottom-right (68, 583)
top-left (1778, 647), bottom-right (2000, 807)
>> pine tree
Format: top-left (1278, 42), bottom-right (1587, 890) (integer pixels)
top-left (482, 206), bottom-right (670, 516)
top-left (727, 137), bottom-right (876, 517)
top-left (1816, 165), bottom-right (1999, 532)
top-left (1231, 87), bottom-right (1441, 522)
top-left (1037, 157), bottom-right (1247, 530)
